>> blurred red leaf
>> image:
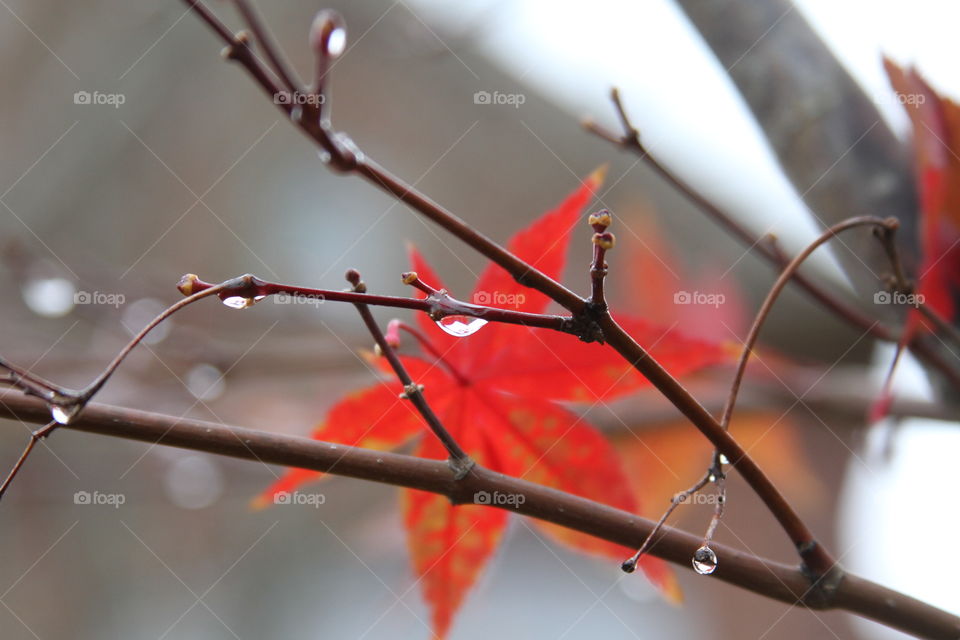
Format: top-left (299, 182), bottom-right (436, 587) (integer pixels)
top-left (884, 58), bottom-right (960, 323)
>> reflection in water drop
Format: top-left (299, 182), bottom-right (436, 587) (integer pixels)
top-left (22, 278), bottom-right (76, 318)
top-left (692, 545), bottom-right (718, 575)
top-left (327, 28), bottom-right (346, 57)
top-left (221, 296), bottom-right (262, 309)
top-left (719, 453), bottom-right (729, 465)
top-left (436, 315), bottom-right (487, 337)
top-left (51, 404), bottom-right (79, 425)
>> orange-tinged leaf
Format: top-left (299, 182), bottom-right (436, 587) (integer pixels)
top-left (616, 412), bottom-right (823, 514)
top-left (403, 489), bottom-right (507, 639)
top-left (403, 407), bottom-right (507, 639)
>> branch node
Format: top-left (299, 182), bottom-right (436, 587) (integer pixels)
top-left (448, 455), bottom-right (476, 481)
top-left (799, 558), bottom-right (846, 609)
top-left (398, 382), bottom-right (425, 399)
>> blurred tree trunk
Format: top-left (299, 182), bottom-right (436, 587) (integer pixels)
top-left (675, 0), bottom-right (918, 301)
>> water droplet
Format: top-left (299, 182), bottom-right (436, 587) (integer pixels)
top-left (221, 296), bottom-right (261, 309)
top-left (436, 315), bottom-right (487, 337)
top-left (318, 151), bottom-right (332, 164)
top-left (22, 277), bottom-right (75, 318)
top-left (719, 454), bottom-right (729, 465)
top-left (51, 404), bottom-right (79, 425)
top-left (620, 558), bottom-right (638, 573)
top-left (327, 28), bottom-right (347, 57)
top-left (708, 473), bottom-right (717, 483)
top-left (692, 545), bottom-right (717, 575)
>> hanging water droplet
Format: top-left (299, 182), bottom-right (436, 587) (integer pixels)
top-left (221, 295), bottom-right (261, 309)
top-left (692, 545), bottom-right (717, 575)
top-left (318, 150), bottom-right (332, 164)
top-left (719, 453), bottom-right (729, 465)
top-left (436, 315), bottom-right (487, 337)
top-left (51, 403), bottom-right (79, 425)
top-left (708, 473), bottom-right (717, 482)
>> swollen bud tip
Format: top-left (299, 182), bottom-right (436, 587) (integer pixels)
top-left (401, 271), bottom-right (419, 285)
top-left (345, 269), bottom-right (362, 286)
top-left (177, 274), bottom-right (199, 296)
top-left (592, 232), bottom-right (616, 250)
top-left (309, 10), bottom-right (346, 59)
top-left (588, 209), bottom-right (612, 230)
top-left (384, 319), bottom-right (402, 349)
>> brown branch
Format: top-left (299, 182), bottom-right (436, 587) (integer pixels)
top-left (180, 0), bottom-right (585, 312)
top-left (584, 88), bottom-right (960, 393)
top-left (179, 0), bottom-right (837, 581)
top-left (1, 392), bottom-right (958, 639)
top-left (180, 272), bottom-right (573, 333)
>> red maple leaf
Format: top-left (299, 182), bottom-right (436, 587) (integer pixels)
top-left (869, 60), bottom-right (960, 420)
top-left (884, 58), bottom-right (960, 325)
top-left (257, 169), bottom-right (731, 637)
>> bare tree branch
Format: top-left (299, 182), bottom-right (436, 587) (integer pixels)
top-left (1, 391), bottom-right (958, 639)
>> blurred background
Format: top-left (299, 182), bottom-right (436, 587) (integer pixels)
top-left (1, 0), bottom-right (958, 638)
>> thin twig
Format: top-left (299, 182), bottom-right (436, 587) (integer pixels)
top-left (345, 269), bottom-right (474, 475)
top-left (232, 0), bottom-right (302, 93)
top-left (180, 0), bottom-right (585, 311)
top-left (179, 272), bottom-right (573, 332)
top-left (585, 87), bottom-right (960, 392)
top-left (0, 420), bottom-right (57, 500)
top-left (719, 216), bottom-right (897, 433)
